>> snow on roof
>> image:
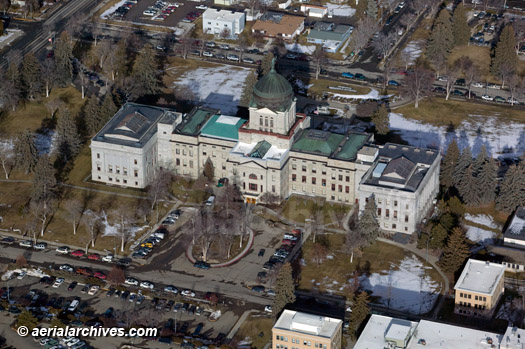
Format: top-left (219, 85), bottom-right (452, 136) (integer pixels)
top-left (353, 315), bottom-right (418, 349)
top-left (273, 310), bottom-right (342, 338)
top-left (407, 320), bottom-right (502, 348)
top-left (504, 207), bottom-right (525, 241)
top-left (231, 142), bottom-right (287, 160)
top-left (454, 259), bottom-right (506, 296)
top-left (202, 8), bottom-right (245, 22)
top-left (216, 115), bottom-right (239, 125)
top-left (355, 315), bottom-right (503, 349)
top-left (502, 326), bottom-right (525, 348)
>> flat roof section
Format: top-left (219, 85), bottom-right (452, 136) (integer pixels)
top-left (200, 114), bottom-right (245, 141)
top-left (177, 107), bottom-right (218, 136)
top-left (274, 310), bottom-right (342, 339)
top-left (454, 259), bottom-right (506, 296)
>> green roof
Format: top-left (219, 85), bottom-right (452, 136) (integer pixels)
top-left (179, 108), bottom-right (214, 135)
top-left (248, 140), bottom-right (272, 158)
top-left (334, 133), bottom-right (368, 160)
top-left (200, 114), bottom-right (245, 141)
top-left (292, 129), bottom-right (368, 159)
top-left (308, 29), bottom-right (347, 41)
top-left (252, 60), bottom-right (294, 112)
top-left (291, 129), bottom-right (345, 156)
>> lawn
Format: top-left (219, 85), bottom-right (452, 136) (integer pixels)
top-left (234, 316), bottom-right (273, 349)
top-left (163, 57), bottom-right (223, 87)
top-left (280, 195), bottom-right (350, 228)
top-left (0, 87), bottom-right (85, 136)
top-left (448, 45), bottom-right (492, 79)
top-left (298, 237), bottom-right (444, 303)
top-left (307, 79), bottom-right (371, 98)
top-left (394, 97), bottom-right (525, 127)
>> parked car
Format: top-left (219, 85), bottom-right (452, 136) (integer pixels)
top-left (227, 54), bottom-right (239, 62)
top-left (68, 281), bottom-right (78, 291)
top-left (125, 277), bottom-right (139, 286)
top-left (0, 237), bottom-right (14, 245)
top-left (481, 94), bottom-right (494, 101)
top-left (56, 246), bottom-right (70, 254)
top-left (342, 72), bottom-right (354, 79)
top-left (494, 96), bottom-right (506, 103)
top-left (202, 51), bottom-right (213, 57)
top-left (59, 264), bottom-right (74, 273)
top-left (19, 240), bottom-right (33, 248)
top-left (164, 285), bottom-right (178, 294)
top-left (354, 73), bottom-right (366, 81)
top-left (387, 80), bottom-right (400, 86)
top-left (94, 271), bottom-right (106, 280)
top-left (242, 57), bottom-right (255, 64)
top-left (181, 290), bottom-right (195, 297)
top-left (70, 250), bottom-right (84, 257)
top-left (258, 249), bottom-right (265, 257)
top-left (87, 253), bottom-right (100, 261)
top-left (33, 242), bottom-right (47, 250)
top-left (52, 278), bottom-right (65, 288)
top-left (251, 285), bottom-right (265, 293)
top-left (194, 261), bottom-right (210, 270)
top-left (102, 254), bottom-right (114, 262)
top-left (140, 281), bottom-right (154, 289)
top-left (88, 285), bottom-right (100, 295)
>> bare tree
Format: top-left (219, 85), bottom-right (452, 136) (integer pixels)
top-left (240, 203), bottom-right (255, 248)
top-left (46, 98), bottom-right (64, 118)
top-left (402, 65), bottom-right (435, 108)
top-left (311, 46), bottom-right (327, 80)
top-left (29, 200), bottom-right (53, 237)
top-left (65, 13), bottom-right (87, 41)
top-left (219, 28), bottom-right (231, 40)
top-left (237, 36), bottom-right (249, 61)
top-left (383, 58), bottom-right (395, 88)
top-left (507, 73), bottom-right (522, 106)
top-left (400, 48), bottom-right (412, 70)
top-left (111, 208), bottom-right (134, 252)
top-left (41, 58), bottom-right (55, 98)
top-left (92, 26), bottom-right (103, 46)
top-left (0, 137), bottom-right (14, 179)
top-left (178, 36), bottom-right (192, 60)
top-left (5, 48), bottom-right (22, 66)
top-left (146, 168), bottom-right (173, 223)
top-left (400, 12), bottom-right (417, 31)
top-left (194, 210), bottom-right (218, 262)
top-left (460, 56), bottom-right (480, 99)
top-left (94, 39), bottom-right (112, 69)
top-left (343, 229), bottom-right (365, 263)
top-left (311, 243), bottom-right (329, 266)
top-left (444, 65), bottom-right (460, 100)
top-left (64, 198), bottom-right (83, 235)
top-left (372, 32), bottom-right (395, 60)
top-left (107, 265), bottom-right (125, 286)
top-left (82, 210), bottom-right (101, 251)
top-left (348, 17), bottom-right (379, 56)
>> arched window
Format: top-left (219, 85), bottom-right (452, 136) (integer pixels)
top-left (249, 173), bottom-right (257, 180)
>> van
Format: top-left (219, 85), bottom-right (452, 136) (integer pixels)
top-left (205, 196), bottom-right (215, 206)
top-left (68, 299), bottom-right (79, 312)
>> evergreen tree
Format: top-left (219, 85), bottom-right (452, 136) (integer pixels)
top-left (473, 149), bottom-right (497, 205)
top-left (453, 146), bottom-right (472, 190)
top-left (272, 262), bottom-right (296, 315)
top-left (366, 0), bottom-right (377, 19)
top-left (452, 3), bottom-right (470, 47)
top-left (260, 52), bottom-right (274, 76)
top-left (31, 155), bottom-right (57, 204)
top-left (13, 130), bottom-right (38, 174)
top-left (16, 310), bottom-right (39, 331)
top-left (371, 104), bottom-right (389, 135)
top-left (131, 43), bottom-right (159, 96)
top-left (54, 32), bottom-right (73, 86)
top-left (20, 53), bottom-right (42, 100)
top-left (6, 61), bottom-right (19, 84)
top-left (472, 145), bottom-right (488, 175)
top-left (496, 164), bottom-right (525, 212)
top-left (83, 96), bottom-right (102, 136)
top-left (357, 195), bottom-right (381, 244)
top-left (459, 165), bottom-right (479, 205)
top-left (492, 25), bottom-right (518, 80)
top-left (55, 108), bottom-right (81, 161)
top-left (439, 227), bottom-right (470, 273)
top-left (441, 139), bottom-right (459, 189)
top-left (427, 9), bottom-right (454, 75)
top-left (429, 224), bottom-right (448, 249)
top-left (100, 93), bottom-right (117, 124)
top-left (348, 291), bottom-right (369, 340)
top-left (356, 0), bottom-right (368, 19)
top-left (203, 157), bottom-right (214, 181)
top-left (239, 71), bottom-right (258, 108)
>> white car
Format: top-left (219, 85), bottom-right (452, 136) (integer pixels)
top-left (164, 285), bottom-right (178, 294)
top-left (152, 232), bottom-right (165, 240)
top-left (17, 271), bottom-right (26, 280)
top-left (264, 305), bottom-right (272, 313)
top-left (88, 285), bottom-right (100, 295)
top-left (196, 4), bottom-right (207, 9)
top-left (397, 28), bottom-right (404, 36)
top-left (59, 264), bottom-right (74, 273)
top-left (125, 277), bottom-right (139, 286)
top-left (481, 95), bottom-right (494, 101)
top-left (52, 278), bottom-right (65, 288)
top-left (140, 281), bottom-right (154, 289)
top-left (181, 289), bottom-right (195, 297)
top-left (102, 254), bottom-right (114, 262)
top-left (488, 83), bottom-right (501, 90)
top-left (66, 338), bottom-right (80, 347)
top-left (173, 2), bottom-right (182, 7)
top-left (398, 1), bottom-right (405, 8)
top-left (19, 240), bottom-right (32, 248)
top-left (56, 246), bottom-right (70, 254)
top-left (143, 9), bottom-right (156, 16)
top-left (227, 54), bottom-right (239, 62)
top-left (202, 51), bottom-right (213, 57)
top-left (33, 242), bottom-right (47, 250)
top-left (472, 82), bottom-right (484, 88)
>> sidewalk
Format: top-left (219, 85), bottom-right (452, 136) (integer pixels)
top-left (0, 29), bottom-right (24, 51)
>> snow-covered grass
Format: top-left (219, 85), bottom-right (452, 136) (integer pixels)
top-left (465, 225), bottom-right (495, 245)
top-left (0, 29), bottom-right (22, 44)
top-left (358, 255), bottom-right (441, 314)
top-left (100, 0), bottom-right (127, 19)
top-left (325, 3), bottom-right (355, 17)
top-left (35, 130), bottom-right (56, 155)
top-left (389, 112), bottom-right (525, 157)
top-left (330, 88), bottom-right (391, 100)
top-left (171, 65), bottom-right (252, 115)
top-left (401, 40), bottom-right (423, 65)
top-left (285, 43), bottom-right (316, 55)
top-left (464, 214), bottom-right (500, 230)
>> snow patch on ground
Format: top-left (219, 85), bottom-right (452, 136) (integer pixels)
top-left (0, 29), bottom-right (22, 43)
top-left (358, 256), bottom-right (440, 314)
top-left (35, 130), bottom-right (56, 155)
top-left (100, 0), bottom-right (128, 19)
top-left (401, 40), bottom-right (424, 65)
top-left (172, 65), bottom-right (252, 115)
top-left (465, 225), bottom-right (495, 244)
top-left (285, 43), bottom-right (316, 55)
top-left (389, 112), bottom-right (525, 157)
top-left (464, 214), bottom-right (500, 230)
top-left (296, 79), bottom-right (313, 90)
top-left (325, 3), bottom-right (356, 17)
top-left (330, 88), bottom-right (391, 100)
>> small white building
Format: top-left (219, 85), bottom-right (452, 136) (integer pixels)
top-left (90, 103), bottom-right (182, 189)
top-left (213, 0), bottom-right (238, 5)
top-left (503, 207), bottom-right (525, 249)
top-left (202, 8), bottom-right (246, 37)
top-left (300, 4), bottom-right (328, 17)
top-left (358, 144), bottom-right (440, 235)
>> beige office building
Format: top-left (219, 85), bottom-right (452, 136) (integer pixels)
top-left (272, 310), bottom-right (342, 349)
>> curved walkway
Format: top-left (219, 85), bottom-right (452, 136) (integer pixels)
top-left (186, 227), bottom-right (254, 268)
top-left (377, 237), bottom-right (450, 319)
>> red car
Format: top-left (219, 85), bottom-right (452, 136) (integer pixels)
top-left (87, 253), bottom-right (100, 261)
top-left (94, 271), bottom-right (106, 280)
top-left (76, 267), bottom-right (93, 277)
top-left (70, 250), bottom-right (84, 257)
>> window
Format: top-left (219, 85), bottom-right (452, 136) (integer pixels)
top-left (312, 168), bottom-right (316, 173)
top-left (108, 177), bottom-right (113, 181)
top-left (249, 183), bottom-right (257, 191)
top-left (97, 165), bottom-right (101, 171)
top-left (302, 165), bottom-right (307, 172)
top-left (346, 176), bottom-right (350, 182)
top-left (405, 227), bottom-right (408, 231)
top-left (292, 174), bottom-right (297, 181)
top-left (322, 169), bottom-right (326, 175)
top-left (116, 178), bottom-right (120, 183)
top-left (249, 173), bottom-right (257, 180)
top-left (260, 118), bottom-right (263, 126)
top-left (260, 175), bottom-right (263, 180)
top-left (292, 164), bottom-right (297, 170)
top-left (394, 200), bottom-right (398, 207)
top-left (134, 170), bottom-right (138, 177)
top-left (176, 149), bottom-right (180, 155)
top-left (189, 150), bottom-right (193, 157)
top-left (134, 159), bottom-right (137, 165)
top-left (483, 297), bottom-right (486, 302)
top-left (378, 198), bottom-right (382, 204)
top-left (394, 210), bottom-right (398, 219)
top-left (270, 119), bottom-right (274, 127)
top-left (338, 185), bottom-right (342, 192)
top-left (123, 179), bottom-right (127, 184)
top-left (475, 295), bottom-right (478, 301)
top-left (405, 204), bottom-right (409, 209)
top-left (345, 186), bottom-right (349, 193)
top-left (116, 166), bottom-right (120, 174)
top-left (265, 119), bottom-right (268, 126)
top-left (302, 176), bottom-right (306, 183)
top-left (377, 208), bottom-right (382, 216)
top-left (468, 294), bottom-right (471, 299)
top-left (405, 215), bottom-right (409, 223)
top-left (312, 177), bottom-right (316, 185)
top-left (123, 167), bottom-right (127, 175)
top-left (272, 185), bottom-right (275, 193)
top-left (108, 165), bottom-right (113, 173)
top-left (176, 159), bottom-right (180, 166)
top-left (322, 179), bottom-right (326, 186)
top-left (97, 153), bottom-right (100, 159)
top-left (392, 224), bottom-right (396, 229)
top-left (386, 209), bottom-right (390, 217)
top-left (135, 181), bottom-right (138, 185)
top-left (190, 160), bottom-right (194, 168)
top-left (331, 183), bottom-right (335, 191)
top-left (338, 174), bottom-right (343, 181)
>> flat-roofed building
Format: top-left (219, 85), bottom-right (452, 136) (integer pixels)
top-left (503, 207), bottom-right (525, 249)
top-left (454, 259), bottom-right (506, 318)
top-left (272, 310), bottom-right (342, 349)
top-left (202, 8), bottom-right (246, 37)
